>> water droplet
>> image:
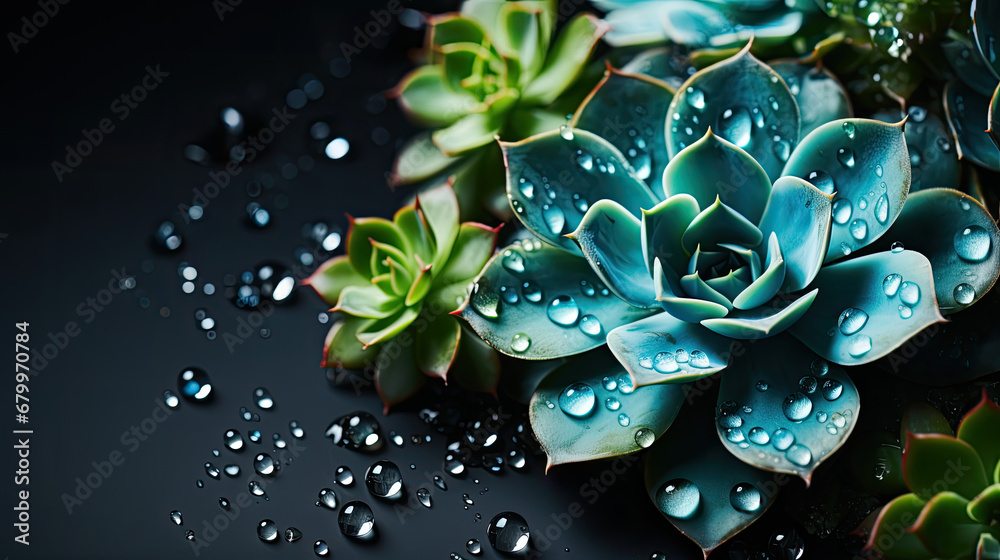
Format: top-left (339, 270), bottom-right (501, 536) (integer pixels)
top-left (547, 296), bottom-right (579, 326)
top-left (849, 219), bottom-right (868, 240)
top-left (782, 392), bottom-right (813, 422)
top-left (467, 538), bottom-right (483, 555)
top-left (224, 429), bottom-right (244, 451)
top-left (433, 475), bottom-right (447, 490)
top-left (335, 466), bottom-right (354, 486)
top-left (831, 412), bottom-right (847, 428)
top-left (508, 448), bottom-right (527, 470)
top-left (617, 374), bottom-right (634, 394)
top-left (882, 273), bottom-right (902, 297)
top-left (686, 87), bottom-right (706, 110)
top-left (799, 376), bottom-right (818, 394)
top-left (838, 308), bottom-right (869, 335)
top-left (772, 428), bottom-right (795, 450)
top-left (773, 140), bottom-right (791, 162)
top-left (510, 333), bottom-right (531, 353)
top-left (445, 453), bottom-right (466, 476)
top-left (327, 412), bottom-right (382, 451)
top-left (857, 197), bottom-right (868, 211)
top-left (272, 433), bottom-right (287, 449)
top-left (832, 199), bottom-right (852, 225)
top-left (205, 462), bottom-right (220, 479)
top-left (769, 530), bottom-right (805, 559)
top-left (810, 359), bottom-right (829, 377)
top-left (618, 413), bottom-right (630, 427)
top-left (251, 387), bottom-right (274, 409)
top-left (488, 512), bottom-right (531, 554)
top-left (899, 305), bottom-right (913, 319)
top-left (164, 391), bottom-right (179, 408)
top-left (257, 519), bottom-right (278, 542)
top-left (224, 464), bottom-right (240, 477)
top-left (601, 376), bottom-right (617, 391)
top-left (170, 510), bottom-right (183, 525)
top-left (502, 250), bottom-right (525, 274)
top-left (522, 283), bottom-right (542, 303)
top-left (314, 540), bottom-right (330, 556)
top-left (806, 170), bottom-right (835, 194)
top-left (655, 479), bottom-right (700, 519)
top-left (718, 106), bottom-right (752, 147)
top-left (718, 401), bottom-right (743, 428)
top-left (318, 488), bottom-right (338, 509)
top-left (365, 460), bottom-right (403, 500)
top-left (954, 225), bottom-right (992, 262)
top-left (874, 194), bottom-right (889, 224)
top-left (687, 349), bottom-right (710, 368)
top-left (542, 205), bottom-right (566, 235)
top-left (248, 480), bottom-right (267, 498)
top-left (954, 283), bottom-right (975, 304)
top-left (847, 335), bottom-right (873, 357)
top-left (837, 148), bottom-right (855, 168)
top-left (178, 368), bottom-right (213, 402)
top-left (558, 383), bottom-right (596, 418)
top-left (575, 150), bottom-right (594, 171)
top-left (875, 164), bottom-right (883, 177)
top-left (653, 352), bottom-right (678, 373)
top-left (899, 281), bottom-right (920, 306)
top-left (415, 488), bottom-right (432, 508)
top-left (748, 427), bottom-right (770, 445)
top-left (786, 444), bottom-right (813, 466)
top-left (821, 379), bottom-right (843, 401)
top-left (840, 242), bottom-right (852, 256)
top-left (730, 483), bottom-right (762, 512)
top-left (605, 397), bottom-right (621, 411)
top-left (284, 527), bottom-right (302, 543)
top-left (339, 501), bottom-right (375, 538)
top-left (519, 179), bottom-right (534, 199)
top-left (756, 380), bottom-right (769, 392)
top-left (578, 314), bottom-right (602, 337)
top-left (219, 497), bottom-right (230, 510)
top-left (842, 122), bottom-right (856, 139)
top-left (461, 492), bottom-right (475, 506)
top-left (253, 454), bottom-right (276, 476)
top-left (635, 427), bottom-right (655, 448)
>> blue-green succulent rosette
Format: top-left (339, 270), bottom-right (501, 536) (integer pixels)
top-left (457, 42), bottom-right (1000, 555)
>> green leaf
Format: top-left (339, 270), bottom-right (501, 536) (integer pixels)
top-left (861, 188), bottom-right (1000, 314)
top-left (701, 289), bottom-right (817, 339)
top-left (642, 194), bottom-right (701, 276)
top-left (375, 343), bottom-right (426, 414)
top-left (393, 206), bottom-right (434, 265)
top-left (871, 107), bottom-right (960, 193)
top-left (459, 239), bottom-right (656, 359)
top-left (904, 434), bottom-right (989, 500)
top-left (389, 132), bottom-right (464, 187)
top-left (901, 401), bottom-right (954, 445)
top-left (416, 183), bottom-right (460, 271)
top-left (502, 129), bottom-right (660, 254)
top-left (770, 60), bottom-right (852, 138)
top-left (664, 130), bottom-right (772, 224)
top-left (606, 309), bottom-right (734, 386)
top-left (450, 328), bottom-right (501, 396)
top-left (972, 0), bottom-right (1000, 80)
top-left (429, 13), bottom-right (486, 48)
top-left (757, 176), bottom-right (832, 292)
top-left (521, 14), bottom-right (608, 105)
top-left (732, 233), bottom-right (785, 310)
top-left (681, 195), bottom-right (764, 253)
top-left (958, 391), bottom-right (1000, 480)
top-left (572, 68), bottom-right (674, 195)
top-left (667, 42), bottom-right (799, 182)
top-left (432, 107), bottom-right (504, 156)
top-left (945, 80), bottom-right (1000, 171)
top-left (910, 492), bottom-right (989, 559)
top-left (346, 217), bottom-right (406, 278)
top-left (413, 314), bottom-right (461, 380)
top-left (305, 255), bottom-right (371, 306)
top-left (968, 484), bottom-right (1000, 525)
top-left (715, 334), bottom-right (859, 484)
top-left (357, 307), bottom-right (421, 348)
top-left (569, 200), bottom-right (657, 308)
top-left (866, 493), bottom-right (933, 560)
top-left (395, 66), bottom-right (479, 127)
top-left (645, 400), bottom-right (777, 557)
top-left (405, 266), bottom-right (433, 307)
top-left (334, 285), bottom-right (402, 319)
top-left (790, 250), bottom-right (946, 365)
top-left (324, 317), bottom-right (379, 369)
top-left (435, 222), bottom-right (499, 287)
top-left (500, 4), bottom-right (546, 82)
top-left (530, 349), bottom-right (685, 469)
top-left (782, 118), bottom-right (911, 263)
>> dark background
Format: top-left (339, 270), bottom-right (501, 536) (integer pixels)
top-left (0, 1), bottom-right (887, 559)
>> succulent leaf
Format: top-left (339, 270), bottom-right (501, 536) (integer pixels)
top-left (942, 32), bottom-right (998, 98)
top-left (700, 289), bottom-right (817, 339)
top-left (681, 195), bottom-right (764, 253)
top-left (957, 391), bottom-right (1000, 481)
top-left (346, 217), bottom-right (406, 279)
top-left (449, 329), bottom-right (502, 396)
top-left (521, 14), bottom-right (609, 105)
top-left (910, 492), bottom-right (989, 559)
top-left (389, 132), bottom-right (463, 187)
top-left (435, 222), bottom-right (501, 287)
top-left (901, 401), bottom-right (954, 445)
top-left (972, 0), bottom-right (1000, 81)
top-left (334, 285), bottom-right (403, 319)
top-left (945, 80), bottom-right (1000, 171)
top-left (770, 60), bottom-right (852, 138)
top-left (357, 307), bottom-right (421, 348)
top-left (642, 194), bottom-right (701, 275)
top-left (756, 176), bottom-right (832, 292)
top-left (396, 66), bottom-right (481, 127)
top-left (375, 343), bottom-right (426, 414)
top-left (871, 108), bottom-right (960, 194)
top-left (980, 534), bottom-right (1000, 560)
top-left (304, 256), bottom-right (370, 306)
top-left (865, 493), bottom-right (933, 560)
top-left (413, 314), bottom-right (462, 380)
top-left (324, 317), bottom-right (380, 370)
top-left (654, 258), bottom-right (732, 323)
top-left (968, 484), bottom-right (1000, 525)
top-left (732, 233), bottom-right (785, 310)
top-left (904, 433), bottom-right (989, 501)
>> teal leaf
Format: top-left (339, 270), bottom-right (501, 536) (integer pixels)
top-left (606, 309), bottom-right (734, 387)
top-left (866, 494), bottom-right (932, 560)
top-left (681, 195), bottom-right (763, 254)
top-left (413, 314), bottom-right (461, 380)
top-left (502, 129), bottom-right (659, 254)
top-left (642, 194), bottom-right (701, 276)
top-left (459, 239), bottom-right (655, 359)
top-left (980, 533), bottom-right (1000, 560)
top-left (992, 84), bottom-right (1000, 150)
top-left (667, 42), bottom-right (800, 181)
top-left (521, 14), bottom-right (609, 105)
top-left (861, 188), bottom-right (1000, 314)
top-left (389, 132), bottom-right (464, 187)
top-left (733, 233), bottom-right (785, 310)
top-left (681, 272), bottom-right (734, 310)
top-left (715, 334), bottom-right (860, 485)
top-left (972, 0), bottom-right (1000, 80)
top-left (654, 258), bottom-right (731, 323)
top-left (620, 46), bottom-right (694, 91)
top-left (701, 289), bottom-right (817, 339)
top-left (645, 399), bottom-right (777, 557)
top-left (782, 118), bottom-right (910, 263)
top-left (945, 80), bottom-right (1000, 171)
top-left (569, 200), bottom-right (657, 308)
top-left (664, 130), bottom-right (772, 224)
top-left (770, 61), bottom-right (852, 138)
top-left (756, 176), bottom-right (833, 292)
top-left (910, 492), bottom-right (988, 559)
top-left (375, 343), bottom-right (426, 414)
top-left (942, 32), bottom-right (998, 97)
top-left (599, 4), bottom-right (670, 47)
top-left (790, 250), bottom-right (945, 365)
top-left (904, 434), bottom-right (989, 500)
top-left (872, 107), bottom-right (960, 193)
top-left (572, 68), bottom-right (673, 194)
top-left (529, 349), bottom-right (685, 469)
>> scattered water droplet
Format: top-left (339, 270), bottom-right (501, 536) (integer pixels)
top-left (847, 335), bottom-right (873, 357)
top-left (756, 380), bottom-right (769, 392)
top-left (559, 125), bottom-right (574, 140)
top-left (522, 283), bottom-right (542, 303)
top-left (575, 150), bottom-right (594, 171)
top-left (467, 538), bottom-right (483, 555)
top-left (954, 225), bottom-right (991, 262)
top-left (785, 444), bottom-right (813, 466)
top-left (655, 479), bottom-right (700, 519)
top-left (849, 219), bottom-right (868, 240)
top-left (416, 488), bottom-right (432, 508)
top-left (488, 512), bottom-right (531, 554)
top-left (773, 140), bottom-right (791, 162)
top-left (875, 164), bottom-right (883, 177)
top-left (445, 454), bottom-right (466, 476)
top-left (635, 427), bottom-right (655, 448)
top-left (224, 464), bottom-right (240, 477)
top-left (547, 296), bottom-right (579, 326)
top-left (899, 281), bottom-right (921, 306)
top-left (224, 429), bottom-right (244, 451)
top-left (502, 250), bottom-right (525, 274)
top-left (718, 106), bottom-right (752, 147)
top-left (365, 460), bottom-right (403, 500)
top-left (891, 241), bottom-right (904, 253)
top-left (782, 392), bottom-right (813, 422)
top-left (799, 376), bottom-right (818, 394)
top-left (899, 305), bottom-right (913, 319)
top-left (618, 413), bottom-right (630, 427)
top-left (254, 454), bottom-right (276, 476)
top-left (748, 427), bottom-right (770, 445)
top-left (542, 205), bottom-right (566, 235)
top-left (433, 475), bottom-right (447, 490)
top-left (205, 462), bottom-right (220, 479)
top-left (170, 510), bottom-right (183, 525)
top-left (335, 466), bottom-right (355, 486)
top-left (954, 283), bottom-right (975, 304)
top-left (821, 379), bottom-right (843, 401)
top-left (772, 428), bottom-right (795, 451)
top-left (578, 314), bottom-right (602, 336)
top-left (519, 179), bottom-right (535, 199)
top-left (164, 391), bottom-right (179, 408)
top-left (558, 383), bottom-right (596, 418)
top-left (314, 540), bottom-right (330, 556)
top-left (842, 122), bottom-right (856, 139)
top-left (832, 199), bottom-right (852, 225)
top-left (602, 376), bottom-right (617, 391)
top-left (253, 387), bottom-right (273, 409)
top-left (883, 273), bottom-right (902, 296)
top-left (617, 374), bottom-right (634, 394)
top-left (605, 397), bottom-right (621, 411)
top-left (686, 87), bottom-right (706, 110)
top-left (339, 501), bottom-right (375, 538)
top-left (178, 368), bottom-right (213, 402)
top-left (248, 480), bottom-right (267, 499)
top-left (654, 351), bottom-right (679, 373)
top-left (284, 527), bottom-right (302, 543)
top-left (730, 483), bottom-right (762, 512)
top-left (318, 488), bottom-right (338, 509)
top-left (257, 519), bottom-right (278, 542)
top-left (838, 308), bottom-right (869, 335)
top-left (510, 333), bottom-right (531, 353)
top-left (326, 411), bottom-right (383, 451)
top-left (837, 147), bottom-right (855, 168)
top-left (874, 194), bottom-right (889, 224)
top-left (806, 170), bottom-right (834, 194)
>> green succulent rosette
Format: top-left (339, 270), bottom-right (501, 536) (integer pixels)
top-left (306, 184), bottom-right (501, 411)
top-left (865, 391), bottom-right (1000, 560)
top-left (457, 42), bottom-right (1000, 554)
top-left (390, 0), bottom-right (608, 218)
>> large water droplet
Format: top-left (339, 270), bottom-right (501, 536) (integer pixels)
top-left (718, 401), bottom-right (743, 429)
top-left (653, 352), bottom-right (678, 373)
top-left (874, 194), bottom-right (889, 224)
top-left (883, 273), bottom-right (902, 297)
top-left (772, 428), bottom-right (794, 450)
top-left (849, 219), bottom-right (868, 240)
top-left (257, 519), bottom-right (278, 542)
top-left (899, 281), bottom-right (920, 306)
top-left (416, 488), bottom-right (432, 508)
top-left (339, 501), bottom-right (375, 538)
top-left (689, 350), bottom-right (710, 368)
top-left (326, 412), bottom-right (383, 451)
top-left (542, 205), bottom-right (566, 235)
top-left (487, 512), bottom-right (530, 554)
top-left (730, 483), bottom-right (762, 512)
top-left (547, 296), bottom-right (579, 326)
top-left (502, 250), bottom-right (525, 274)
top-left (635, 427), bottom-right (655, 448)
top-left (471, 285), bottom-right (500, 319)
top-left (847, 335), bottom-right (873, 357)
top-left (782, 392), bottom-right (813, 422)
top-left (821, 379), bottom-right (843, 401)
top-left (578, 314), bottom-right (602, 336)
top-left (832, 199), bottom-right (852, 225)
top-left (618, 413), bottom-right (630, 427)
top-left (254, 454), bottom-right (276, 476)
top-left (365, 460), bottom-right (403, 500)
top-left (522, 282), bottom-right (542, 303)
top-left (318, 488), bottom-right (338, 509)
top-left (799, 376), bottom-right (817, 394)
top-left (178, 368), bottom-right (213, 402)
top-left (837, 148), bottom-right (855, 168)
top-left (253, 387), bottom-right (273, 409)
top-left (806, 170), bottom-right (835, 194)
top-left (170, 510), bottom-right (183, 525)
top-left (224, 429), bottom-right (244, 451)
top-left (954, 225), bottom-right (991, 262)
top-left (314, 540), bottom-right (330, 556)
top-left (655, 479), bottom-right (700, 519)
top-left (838, 308), bottom-right (869, 335)
top-left (510, 333), bottom-right (531, 353)
top-left (718, 106), bottom-right (752, 147)
top-left (335, 466), bottom-right (354, 486)
top-left (617, 374), bottom-right (634, 394)
top-left (810, 359), bottom-right (829, 376)
top-left (558, 383), bottom-right (595, 418)
top-left (748, 427), bottom-right (770, 445)
top-left (786, 444), bottom-right (813, 466)
top-left (467, 538), bottom-right (482, 555)
top-left (954, 283), bottom-right (975, 304)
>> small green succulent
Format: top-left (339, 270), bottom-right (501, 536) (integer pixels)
top-left (458, 42), bottom-right (1000, 553)
top-left (866, 392), bottom-right (1000, 560)
top-left (390, 0), bottom-right (608, 217)
top-left (306, 184), bottom-right (500, 411)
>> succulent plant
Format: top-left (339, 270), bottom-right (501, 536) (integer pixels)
top-left (865, 391), bottom-right (1000, 560)
top-left (390, 0), bottom-right (608, 217)
top-left (457, 41), bottom-right (1000, 554)
top-left (306, 184), bottom-right (501, 411)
